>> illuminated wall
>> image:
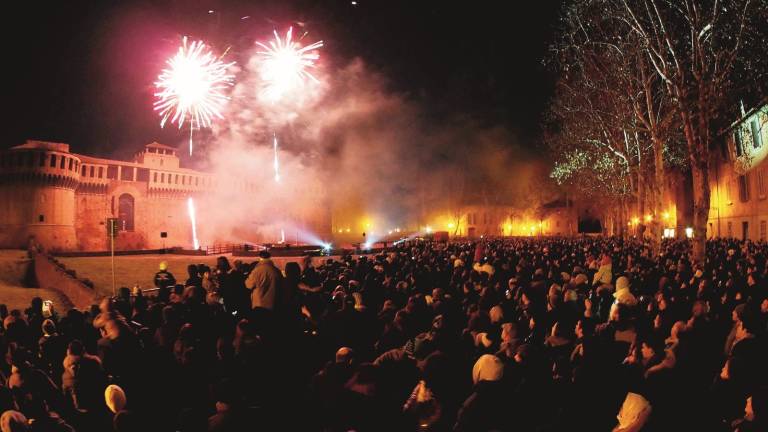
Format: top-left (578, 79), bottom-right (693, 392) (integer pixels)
top-left (708, 105), bottom-right (768, 240)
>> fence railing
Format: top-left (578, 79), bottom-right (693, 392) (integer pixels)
top-left (203, 243), bottom-right (256, 255)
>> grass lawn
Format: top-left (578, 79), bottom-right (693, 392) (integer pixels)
top-left (0, 250), bottom-right (72, 312)
top-left (58, 253), bottom-right (349, 299)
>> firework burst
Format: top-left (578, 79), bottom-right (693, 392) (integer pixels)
top-left (154, 37), bottom-right (235, 135)
top-left (255, 27), bottom-right (323, 102)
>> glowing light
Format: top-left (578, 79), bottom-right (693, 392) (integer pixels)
top-left (388, 230), bottom-right (393, 235)
top-left (346, 228), bottom-right (351, 233)
top-left (338, 229), bottom-right (343, 233)
top-left (280, 229), bottom-right (285, 244)
top-left (662, 211), bottom-right (670, 220)
top-left (322, 243), bottom-right (332, 250)
top-left (154, 37), bottom-right (235, 155)
top-left (632, 217), bottom-right (640, 225)
top-left (425, 226), bottom-right (433, 233)
top-left (187, 197), bottom-right (200, 250)
top-left (273, 133), bottom-right (280, 182)
top-left (447, 222), bottom-right (456, 229)
top-left (255, 27), bottom-right (323, 102)
top-left (685, 227), bottom-right (694, 238)
top-left (645, 215), bottom-right (652, 223)
top-left (663, 228), bottom-right (675, 238)
top-left (395, 228), bottom-right (400, 233)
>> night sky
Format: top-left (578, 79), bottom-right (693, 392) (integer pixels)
top-left (3, 0), bottom-right (560, 158)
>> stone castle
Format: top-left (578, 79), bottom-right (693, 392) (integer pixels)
top-left (0, 140), bottom-right (331, 252)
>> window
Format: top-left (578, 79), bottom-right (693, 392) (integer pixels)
top-left (120, 167), bottom-right (133, 181)
top-left (60, 157), bottom-right (66, 169)
top-left (758, 169), bottom-right (767, 199)
top-left (117, 194), bottom-right (135, 231)
top-left (195, 177), bottom-right (199, 186)
top-left (182, 176), bottom-right (186, 185)
top-left (727, 221), bottom-right (733, 238)
top-left (751, 118), bottom-right (763, 149)
top-left (39, 154), bottom-right (46, 167)
top-left (98, 167), bottom-right (104, 178)
top-left (68, 158), bottom-right (73, 170)
top-left (761, 221), bottom-right (767, 241)
top-left (90, 166), bottom-right (95, 177)
top-left (38, 214), bottom-right (44, 222)
top-left (153, 172), bottom-right (158, 182)
top-left (734, 130), bottom-right (744, 157)
top-left (107, 166), bottom-right (118, 180)
top-left (50, 154), bottom-right (57, 168)
top-left (175, 174), bottom-right (179, 184)
top-left (738, 174), bottom-right (750, 202)
top-left (161, 173), bottom-right (165, 183)
top-left (81, 165), bottom-right (87, 176)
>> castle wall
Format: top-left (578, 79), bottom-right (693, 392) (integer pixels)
top-left (0, 143), bottom-right (81, 251)
top-left (1, 140), bottom-right (332, 251)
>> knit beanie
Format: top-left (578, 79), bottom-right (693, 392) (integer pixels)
top-left (472, 354), bottom-right (504, 384)
top-left (105, 384), bottom-right (127, 414)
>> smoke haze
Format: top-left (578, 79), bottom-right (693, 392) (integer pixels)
top-left (179, 45), bottom-right (548, 245)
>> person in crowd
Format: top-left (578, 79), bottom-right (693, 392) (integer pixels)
top-left (245, 250), bottom-right (284, 314)
top-left (153, 262), bottom-right (176, 290)
top-left (2, 236), bottom-right (768, 431)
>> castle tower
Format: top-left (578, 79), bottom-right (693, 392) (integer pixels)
top-left (0, 140), bottom-right (80, 251)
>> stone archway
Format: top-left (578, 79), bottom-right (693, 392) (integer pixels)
top-left (118, 193), bottom-right (134, 232)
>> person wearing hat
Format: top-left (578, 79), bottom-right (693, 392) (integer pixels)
top-left (153, 261), bottom-right (176, 290)
top-left (454, 354), bottom-right (508, 432)
top-left (613, 276), bottom-right (638, 306)
top-left (105, 384), bottom-right (127, 414)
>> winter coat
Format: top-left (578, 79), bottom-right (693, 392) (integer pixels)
top-left (246, 259), bottom-right (284, 310)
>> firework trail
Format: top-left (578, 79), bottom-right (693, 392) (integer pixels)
top-left (187, 197), bottom-right (200, 250)
top-left (273, 133), bottom-right (280, 182)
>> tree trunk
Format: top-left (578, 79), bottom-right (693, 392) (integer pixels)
top-left (690, 161), bottom-right (710, 262)
top-left (680, 105), bottom-right (710, 263)
top-left (649, 134), bottom-right (665, 256)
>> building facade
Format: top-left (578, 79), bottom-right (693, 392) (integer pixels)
top-left (708, 104), bottom-right (768, 240)
top-left (0, 140), bottom-right (330, 251)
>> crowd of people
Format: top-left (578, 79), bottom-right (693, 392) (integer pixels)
top-left (1, 237), bottom-right (768, 431)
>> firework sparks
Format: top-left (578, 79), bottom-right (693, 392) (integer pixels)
top-left (154, 37), bottom-right (235, 154)
top-left (255, 27), bottom-right (323, 102)
top-left (187, 197), bottom-right (200, 250)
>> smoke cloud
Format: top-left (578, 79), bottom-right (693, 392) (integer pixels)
top-left (183, 46), bottom-right (546, 246)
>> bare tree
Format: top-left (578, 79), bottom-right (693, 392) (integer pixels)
top-left (616, 0), bottom-right (768, 260)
